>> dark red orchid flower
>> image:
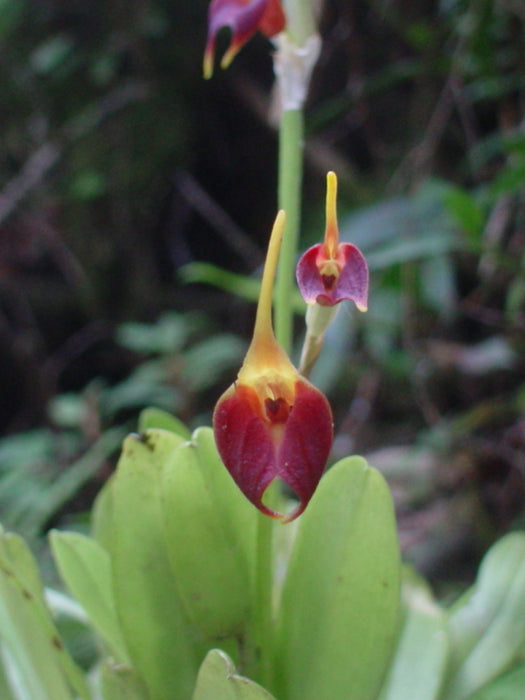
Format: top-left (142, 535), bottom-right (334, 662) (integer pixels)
top-left (296, 171), bottom-right (369, 310)
top-left (204, 0), bottom-right (285, 78)
top-left (213, 211), bottom-right (333, 522)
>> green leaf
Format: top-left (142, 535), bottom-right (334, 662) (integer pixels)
top-left (99, 659), bottom-right (149, 700)
top-left (138, 407), bottom-right (192, 439)
top-left (443, 532), bottom-right (525, 700)
top-left (108, 429), bottom-right (202, 700)
top-left (30, 34), bottom-right (74, 74)
top-left (69, 170), bottom-right (107, 200)
top-left (183, 336), bottom-right (246, 392)
top-left (466, 664), bottom-right (525, 699)
top-left (192, 650), bottom-right (276, 700)
top-left (178, 264), bottom-right (262, 303)
top-left (102, 362), bottom-right (182, 418)
top-left (491, 160), bottom-right (525, 197)
top-left (0, 0), bottom-right (25, 39)
top-left (91, 474), bottom-right (115, 554)
top-left (275, 457), bottom-right (401, 700)
top-left (339, 182), bottom-right (459, 258)
top-left (0, 657), bottom-right (17, 700)
top-left (161, 427), bottom-right (256, 639)
top-left (420, 254), bottom-right (457, 319)
top-left (367, 234), bottom-right (460, 269)
top-left (49, 531), bottom-right (129, 663)
top-left (116, 312), bottom-right (200, 355)
top-left (0, 528), bottom-right (90, 700)
top-left (178, 263), bottom-right (305, 314)
top-left (379, 571), bottom-right (448, 700)
top-left (444, 187), bottom-right (484, 239)
top-left (19, 427), bottom-right (125, 537)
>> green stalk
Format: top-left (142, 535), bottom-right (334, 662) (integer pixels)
top-left (252, 508), bottom-right (274, 688)
top-left (275, 107), bottom-right (304, 355)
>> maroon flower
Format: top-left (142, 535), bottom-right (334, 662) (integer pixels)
top-left (296, 172), bottom-right (369, 309)
top-left (204, 0), bottom-right (286, 78)
top-left (213, 211), bottom-right (333, 522)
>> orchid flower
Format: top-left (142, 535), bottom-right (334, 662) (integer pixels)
top-left (213, 210), bottom-right (333, 522)
top-left (204, 0), bottom-right (286, 79)
top-left (296, 171), bottom-right (369, 310)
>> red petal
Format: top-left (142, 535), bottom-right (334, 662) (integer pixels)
top-left (205, 0), bottom-right (283, 76)
top-left (296, 243), bottom-right (369, 309)
top-left (207, 0), bottom-right (265, 42)
top-left (277, 379), bottom-right (334, 522)
top-left (213, 384), bottom-right (282, 518)
top-left (332, 243), bottom-right (369, 311)
top-left (296, 244), bottom-right (329, 304)
top-left (259, 0), bottom-right (285, 37)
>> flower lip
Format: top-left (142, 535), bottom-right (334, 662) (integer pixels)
top-left (204, 0), bottom-right (286, 79)
top-left (296, 171), bottom-right (369, 310)
top-left (265, 396), bottom-right (289, 423)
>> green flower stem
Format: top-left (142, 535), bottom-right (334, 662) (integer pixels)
top-left (275, 107), bottom-right (304, 355)
top-left (282, 0), bottom-right (317, 46)
top-left (252, 508), bottom-right (274, 689)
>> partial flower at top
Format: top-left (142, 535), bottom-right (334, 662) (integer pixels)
top-left (213, 211), bottom-right (333, 523)
top-left (296, 172), bottom-right (369, 309)
top-left (204, 0), bottom-right (286, 79)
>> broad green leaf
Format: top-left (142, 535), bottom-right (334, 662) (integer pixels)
top-left (0, 528), bottom-right (89, 700)
top-left (275, 457), bottom-right (401, 700)
top-left (162, 427), bottom-right (256, 639)
top-left (443, 532), bottom-right (525, 700)
top-left (43, 588), bottom-right (97, 673)
top-left (109, 429), bottom-right (201, 700)
top-left (447, 534), bottom-right (525, 671)
top-left (192, 650), bottom-right (276, 700)
top-left (138, 407), bottom-right (191, 439)
top-left (99, 659), bottom-right (149, 700)
top-left (379, 571), bottom-right (448, 700)
top-left (50, 531), bottom-right (129, 663)
top-left (0, 645), bottom-right (18, 700)
top-left (91, 474), bottom-right (115, 554)
top-left (466, 664), bottom-right (525, 699)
